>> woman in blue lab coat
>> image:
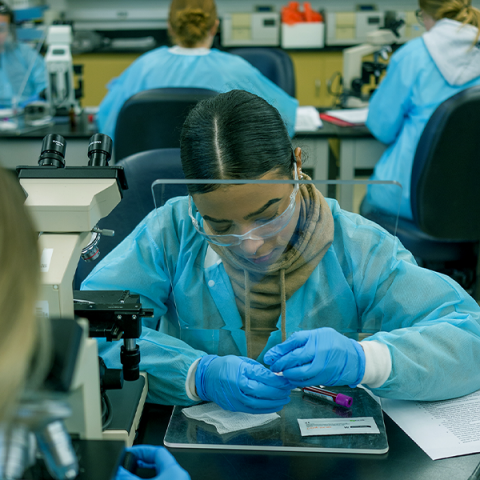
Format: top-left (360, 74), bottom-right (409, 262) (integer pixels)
top-left (366, 0), bottom-right (480, 220)
top-left (96, 0), bottom-right (298, 140)
top-left (0, 2), bottom-right (47, 108)
top-left (83, 90), bottom-right (480, 414)
top-left (0, 167), bottom-right (190, 480)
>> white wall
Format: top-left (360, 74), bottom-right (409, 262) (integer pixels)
top-left (44, 0), bottom-right (480, 21)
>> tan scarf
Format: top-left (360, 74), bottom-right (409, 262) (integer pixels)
top-left (210, 181), bottom-right (335, 359)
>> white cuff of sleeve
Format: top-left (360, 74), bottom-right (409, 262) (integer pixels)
top-left (185, 357), bottom-right (202, 402)
top-left (360, 340), bottom-right (392, 389)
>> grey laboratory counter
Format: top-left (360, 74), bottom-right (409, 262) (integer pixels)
top-left (292, 121), bottom-right (333, 198)
top-left (0, 122), bottom-right (95, 169)
top-left (137, 402), bottom-right (480, 480)
top-left (1, 116), bottom-right (384, 212)
top-left (294, 120), bottom-right (386, 211)
top-left (335, 124), bottom-right (386, 210)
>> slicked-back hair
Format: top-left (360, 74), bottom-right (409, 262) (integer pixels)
top-left (180, 90), bottom-right (294, 194)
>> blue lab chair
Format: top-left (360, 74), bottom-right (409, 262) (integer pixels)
top-left (114, 87), bottom-right (218, 162)
top-left (74, 148), bottom-right (187, 289)
top-left (360, 85), bottom-right (480, 298)
top-left (229, 47), bottom-right (296, 98)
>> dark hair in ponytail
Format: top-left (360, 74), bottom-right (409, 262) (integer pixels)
top-left (180, 90), bottom-right (294, 194)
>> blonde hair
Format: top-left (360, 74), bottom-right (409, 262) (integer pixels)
top-left (168, 0), bottom-right (217, 47)
top-left (0, 167), bottom-right (40, 422)
top-left (420, 0), bottom-right (480, 44)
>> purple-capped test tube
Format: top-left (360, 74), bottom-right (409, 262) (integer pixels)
top-left (302, 386), bottom-right (353, 408)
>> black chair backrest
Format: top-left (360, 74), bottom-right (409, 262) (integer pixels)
top-left (229, 47), bottom-right (296, 98)
top-left (74, 148), bottom-right (187, 289)
top-left (114, 87), bottom-right (218, 162)
top-left (411, 85), bottom-right (480, 241)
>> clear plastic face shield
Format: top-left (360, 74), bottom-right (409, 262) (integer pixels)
top-left (0, 6), bottom-right (12, 48)
top-left (152, 175), bottom-right (401, 362)
top-left (0, 10), bottom-right (48, 123)
top-left (188, 165), bottom-right (300, 247)
top-left (0, 20), bottom-right (9, 39)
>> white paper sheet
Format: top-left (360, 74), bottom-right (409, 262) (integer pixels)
top-left (382, 389), bottom-right (480, 460)
top-left (324, 107), bottom-right (369, 125)
top-left (0, 108), bottom-right (14, 117)
top-left (182, 402), bottom-right (280, 435)
top-left (295, 106), bottom-right (323, 132)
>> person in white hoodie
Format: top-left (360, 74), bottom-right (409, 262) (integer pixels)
top-left (365, 0), bottom-right (480, 221)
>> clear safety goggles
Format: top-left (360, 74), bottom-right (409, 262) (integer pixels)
top-left (188, 166), bottom-right (300, 247)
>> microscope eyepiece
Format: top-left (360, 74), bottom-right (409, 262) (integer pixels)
top-left (38, 134), bottom-right (67, 168)
top-left (87, 134), bottom-right (112, 167)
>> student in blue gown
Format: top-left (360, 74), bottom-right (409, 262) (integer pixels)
top-left (366, 0), bottom-right (480, 220)
top-left (0, 167), bottom-right (190, 480)
top-left (83, 90), bottom-right (480, 414)
top-left (0, 2), bottom-right (47, 108)
top-left (96, 0), bottom-right (298, 141)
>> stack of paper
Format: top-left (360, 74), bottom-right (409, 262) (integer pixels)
top-left (382, 389), bottom-right (480, 460)
top-left (295, 106), bottom-right (323, 132)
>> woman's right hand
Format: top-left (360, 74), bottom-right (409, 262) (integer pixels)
top-left (195, 355), bottom-right (292, 414)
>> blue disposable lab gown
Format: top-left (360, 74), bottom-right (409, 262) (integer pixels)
top-left (96, 46), bottom-right (298, 140)
top-left (366, 20), bottom-right (480, 220)
top-left (0, 41), bottom-right (47, 107)
top-left (82, 196), bottom-right (480, 406)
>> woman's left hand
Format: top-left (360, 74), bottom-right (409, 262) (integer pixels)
top-left (116, 446), bottom-right (190, 480)
top-left (263, 328), bottom-right (366, 388)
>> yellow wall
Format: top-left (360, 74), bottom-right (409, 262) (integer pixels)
top-left (72, 53), bottom-right (142, 107)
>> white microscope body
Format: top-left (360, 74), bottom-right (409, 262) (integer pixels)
top-left (21, 171), bottom-right (120, 441)
top-left (45, 25), bottom-right (79, 114)
top-left (342, 29), bottom-right (395, 108)
top-left (18, 134), bottom-right (148, 445)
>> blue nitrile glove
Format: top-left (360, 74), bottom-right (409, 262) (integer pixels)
top-left (264, 328), bottom-right (366, 388)
top-left (115, 445), bottom-right (190, 480)
top-left (195, 354), bottom-right (293, 414)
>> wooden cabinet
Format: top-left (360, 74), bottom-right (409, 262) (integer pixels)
top-left (72, 53), bottom-right (142, 107)
top-left (288, 49), bottom-right (390, 107)
top-left (72, 49), bottom-right (383, 109)
top-left (72, 50), bottom-right (344, 108)
top-left (288, 50), bottom-right (343, 107)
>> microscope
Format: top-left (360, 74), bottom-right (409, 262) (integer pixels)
top-left (11, 133), bottom-right (153, 479)
top-left (45, 25), bottom-right (82, 116)
top-left (342, 27), bottom-right (399, 108)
